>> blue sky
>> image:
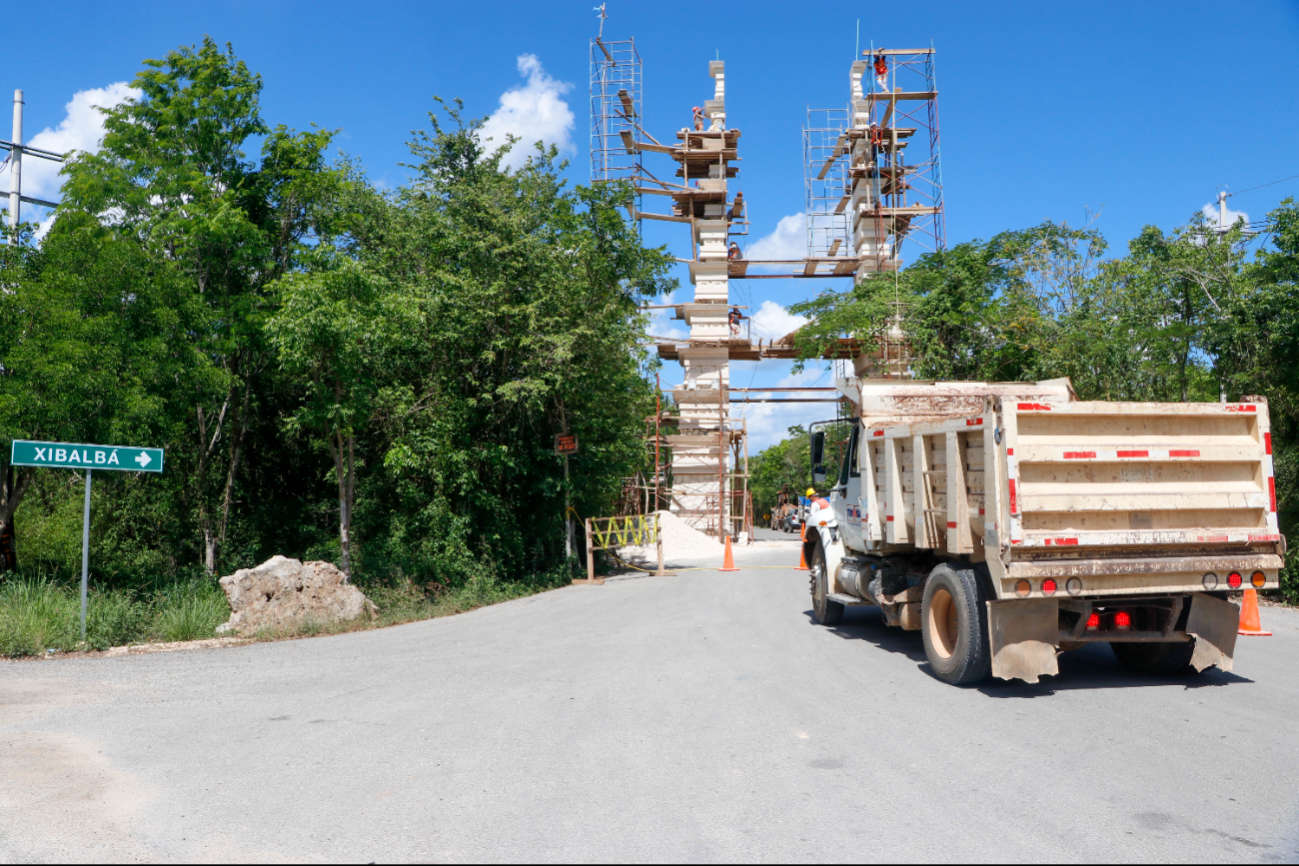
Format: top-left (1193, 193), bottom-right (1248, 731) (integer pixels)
top-left (4, 1), bottom-right (1298, 448)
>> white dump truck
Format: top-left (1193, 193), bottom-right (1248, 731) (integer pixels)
top-left (801, 378), bottom-right (1285, 684)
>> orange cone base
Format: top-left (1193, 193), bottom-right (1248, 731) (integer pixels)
top-left (719, 535), bottom-right (740, 572)
top-left (1238, 588), bottom-right (1272, 636)
top-left (795, 547), bottom-right (809, 571)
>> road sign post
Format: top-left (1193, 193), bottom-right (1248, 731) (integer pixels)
top-left (10, 440), bottom-right (164, 642)
top-left (554, 434), bottom-right (579, 565)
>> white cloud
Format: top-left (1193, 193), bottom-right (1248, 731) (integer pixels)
top-left (646, 289), bottom-right (688, 341)
top-left (745, 213), bottom-right (807, 268)
top-left (479, 54), bottom-right (574, 171)
top-left (20, 82), bottom-right (139, 200)
top-left (1201, 201), bottom-right (1249, 230)
top-left (749, 300), bottom-right (808, 341)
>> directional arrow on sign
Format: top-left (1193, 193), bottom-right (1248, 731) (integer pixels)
top-left (136, 452), bottom-right (152, 468)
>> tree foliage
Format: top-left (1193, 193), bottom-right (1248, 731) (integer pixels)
top-left (0, 41), bottom-right (674, 598)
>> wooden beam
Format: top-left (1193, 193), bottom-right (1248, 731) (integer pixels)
top-left (620, 130), bottom-right (636, 154)
top-left (617, 89), bottom-right (634, 115)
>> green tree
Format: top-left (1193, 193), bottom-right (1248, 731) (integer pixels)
top-left (59, 36), bottom-right (343, 573)
top-left (345, 103), bottom-right (674, 583)
top-left (0, 218), bottom-right (203, 569)
top-left (267, 263), bottom-right (414, 575)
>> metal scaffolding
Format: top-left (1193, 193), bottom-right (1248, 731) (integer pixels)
top-left (858, 44), bottom-right (946, 269)
top-left (803, 107), bottom-right (851, 259)
top-left (589, 36), bottom-right (643, 190)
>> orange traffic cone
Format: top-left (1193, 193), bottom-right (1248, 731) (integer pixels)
top-left (719, 535), bottom-right (739, 572)
top-left (1238, 588), bottom-right (1272, 636)
top-left (795, 521), bottom-right (809, 570)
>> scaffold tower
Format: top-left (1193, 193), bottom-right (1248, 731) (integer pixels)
top-left (589, 26), bottom-right (644, 190)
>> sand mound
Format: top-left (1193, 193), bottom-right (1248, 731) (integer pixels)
top-left (614, 510), bottom-right (723, 562)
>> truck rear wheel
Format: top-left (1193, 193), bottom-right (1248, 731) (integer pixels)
top-left (921, 563), bottom-right (991, 685)
top-left (809, 539), bottom-right (843, 625)
top-left (1111, 640), bottom-right (1198, 676)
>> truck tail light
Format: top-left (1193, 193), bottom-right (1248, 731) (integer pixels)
top-left (1202, 572), bottom-right (1218, 590)
top-left (1251, 571), bottom-right (1266, 589)
top-left (1066, 577), bottom-right (1083, 596)
top-left (1014, 579), bottom-right (1031, 598)
top-left (1227, 572), bottom-right (1242, 590)
top-left (1085, 612), bottom-right (1100, 630)
top-left (1113, 610), bottom-right (1131, 631)
top-left (1041, 578), bottom-right (1057, 596)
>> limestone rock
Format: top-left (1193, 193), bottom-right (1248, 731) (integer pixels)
top-left (218, 556), bottom-right (376, 635)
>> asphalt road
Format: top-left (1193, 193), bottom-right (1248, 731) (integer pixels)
top-left (3, 543), bottom-right (1298, 863)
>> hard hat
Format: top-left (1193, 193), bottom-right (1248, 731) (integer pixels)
top-left (806, 488), bottom-right (816, 497)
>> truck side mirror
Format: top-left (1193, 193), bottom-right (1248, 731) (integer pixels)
top-left (812, 464), bottom-right (827, 485)
top-left (810, 431), bottom-right (825, 466)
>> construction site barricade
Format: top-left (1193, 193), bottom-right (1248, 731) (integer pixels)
top-left (577, 513), bottom-right (669, 584)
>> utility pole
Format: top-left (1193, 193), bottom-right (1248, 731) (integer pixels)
top-left (7, 90), bottom-right (21, 244)
top-left (4, 89), bottom-right (65, 244)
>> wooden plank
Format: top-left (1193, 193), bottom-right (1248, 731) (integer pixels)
top-left (803, 259), bottom-right (818, 276)
top-left (862, 432), bottom-right (883, 546)
top-left (828, 239), bottom-right (842, 256)
top-left (1016, 444), bottom-right (1260, 463)
top-left (1020, 491), bottom-right (1269, 512)
top-left (947, 431), bottom-right (974, 554)
top-left (635, 211), bottom-right (691, 224)
top-left (834, 195), bottom-right (851, 214)
top-left (887, 438), bottom-right (911, 544)
top-left (914, 434), bottom-right (935, 548)
top-left (620, 130), bottom-right (636, 154)
top-left (617, 89), bottom-right (634, 114)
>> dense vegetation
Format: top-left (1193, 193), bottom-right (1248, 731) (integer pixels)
top-left (0, 38), bottom-right (673, 651)
top-left (756, 209), bottom-right (1299, 600)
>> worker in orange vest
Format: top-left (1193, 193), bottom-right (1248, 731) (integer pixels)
top-left (873, 54), bottom-right (888, 91)
top-left (805, 487), bottom-right (831, 525)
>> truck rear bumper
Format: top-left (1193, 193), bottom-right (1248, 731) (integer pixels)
top-left (986, 594), bottom-right (1240, 683)
top-left (1001, 553), bottom-right (1283, 598)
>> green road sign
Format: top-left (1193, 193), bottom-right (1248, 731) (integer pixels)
top-left (10, 439), bottom-right (164, 473)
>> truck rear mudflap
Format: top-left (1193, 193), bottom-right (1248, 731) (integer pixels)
top-left (986, 594), bottom-right (1240, 683)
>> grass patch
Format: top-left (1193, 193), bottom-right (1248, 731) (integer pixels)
top-left (0, 563), bottom-right (570, 657)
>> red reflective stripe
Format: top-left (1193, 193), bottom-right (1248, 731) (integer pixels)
top-left (1269, 477), bottom-right (1277, 512)
top-left (947, 521), bottom-right (958, 529)
top-left (1227, 404), bottom-right (1257, 412)
top-left (1007, 447), bottom-right (1014, 455)
top-left (1018, 403), bottom-right (1052, 411)
top-left (978, 508), bottom-right (985, 515)
top-left (1008, 479), bottom-right (1018, 514)
top-left (1169, 449), bottom-right (1200, 458)
top-left (1044, 538), bottom-right (1079, 546)
top-left (1064, 451), bottom-right (1096, 459)
top-left (873, 430), bottom-right (884, 438)
top-left (965, 417), bottom-right (983, 426)
top-left (1249, 534), bottom-right (1281, 542)
top-left (1265, 433), bottom-right (1272, 455)
top-left (1117, 450), bottom-right (1148, 458)
top-left (886, 515), bottom-right (894, 522)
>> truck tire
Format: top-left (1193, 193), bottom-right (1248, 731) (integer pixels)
top-left (809, 538), bottom-right (843, 625)
top-left (920, 563), bottom-right (992, 685)
top-left (1111, 640), bottom-right (1198, 676)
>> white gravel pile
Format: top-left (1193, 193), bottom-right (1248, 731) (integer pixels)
top-left (614, 510), bottom-right (722, 563)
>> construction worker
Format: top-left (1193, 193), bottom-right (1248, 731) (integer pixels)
top-left (692, 106), bottom-right (704, 131)
top-left (728, 306), bottom-right (745, 335)
top-left (728, 191), bottom-right (745, 221)
top-left (873, 54), bottom-right (888, 91)
top-left (805, 487), bottom-right (832, 525)
top-left (727, 241), bottom-right (743, 261)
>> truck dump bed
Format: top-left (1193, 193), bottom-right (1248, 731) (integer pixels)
top-left (838, 383), bottom-right (1283, 597)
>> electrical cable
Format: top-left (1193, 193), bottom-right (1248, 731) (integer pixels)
top-left (1227, 173), bottom-right (1299, 198)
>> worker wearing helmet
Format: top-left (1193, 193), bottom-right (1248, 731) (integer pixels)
top-left (692, 106), bottom-right (704, 131)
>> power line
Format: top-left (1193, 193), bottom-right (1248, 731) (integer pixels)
top-left (1227, 172), bottom-right (1299, 198)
